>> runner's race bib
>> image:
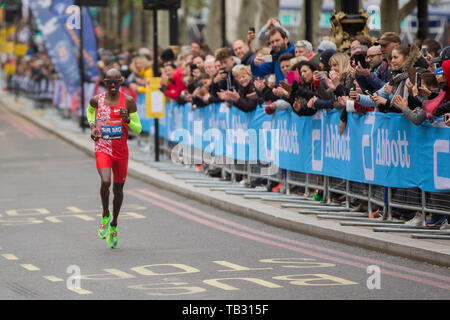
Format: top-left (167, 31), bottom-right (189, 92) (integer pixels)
top-left (101, 120), bottom-right (123, 140)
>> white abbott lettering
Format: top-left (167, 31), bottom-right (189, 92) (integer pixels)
top-left (278, 120), bottom-right (300, 155)
top-left (375, 129), bottom-right (410, 169)
top-left (325, 124), bottom-right (350, 161)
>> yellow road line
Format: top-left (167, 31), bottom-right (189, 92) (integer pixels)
top-left (68, 287), bottom-right (92, 295)
top-left (43, 276), bottom-right (64, 282)
top-left (2, 253), bottom-right (19, 260)
top-left (20, 264), bottom-right (40, 271)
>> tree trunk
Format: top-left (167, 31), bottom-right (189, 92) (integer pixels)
top-left (236, 0), bottom-right (257, 41)
top-left (205, 0), bottom-right (222, 51)
top-left (179, 0), bottom-right (190, 47)
top-left (381, 0), bottom-right (417, 34)
top-left (130, 0), bottom-right (142, 49)
top-left (380, 0), bottom-right (400, 33)
top-left (158, 10), bottom-right (170, 49)
top-left (298, 0), bottom-right (324, 46)
top-left (399, 0), bottom-right (418, 21)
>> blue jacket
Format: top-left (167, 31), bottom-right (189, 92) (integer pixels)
top-left (355, 61), bottom-right (390, 93)
top-left (250, 43), bottom-right (295, 85)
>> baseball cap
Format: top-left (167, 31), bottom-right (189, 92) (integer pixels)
top-left (317, 40), bottom-right (337, 52)
top-left (374, 32), bottom-right (401, 46)
top-left (432, 46), bottom-right (450, 75)
top-left (432, 46), bottom-right (450, 64)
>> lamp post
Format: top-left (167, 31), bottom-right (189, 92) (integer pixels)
top-left (143, 0), bottom-right (180, 162)
top-left (330, 0), bottom-right (370, 52)
top-left (417, 0), bottom-right (429, 41)
top-left (221, 0), bottom-right (226, 47)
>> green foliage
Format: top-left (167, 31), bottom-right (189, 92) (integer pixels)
top-left (186, 0), bottom-right (206, 11)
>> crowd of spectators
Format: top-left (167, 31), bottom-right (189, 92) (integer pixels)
top-left (3, 17), bottom-right (450, 229)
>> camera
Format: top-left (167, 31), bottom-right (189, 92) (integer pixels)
top-left (432, 46), bottom-right (450, 74)
top-left (416, 72), bottom-right (422, 88)
top-left (352, 52), bottom-right (368, 69)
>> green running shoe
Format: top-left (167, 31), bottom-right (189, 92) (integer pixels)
top-left (106, 225), bottom-right (118, 249)
top-left (97, 214), bottom-right (110, 239)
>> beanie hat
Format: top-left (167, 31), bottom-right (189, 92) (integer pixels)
top-left (319, 49), bottom-right (337, 66)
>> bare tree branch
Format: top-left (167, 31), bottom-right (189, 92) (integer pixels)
top-left (399, 0), bottom-right (419, 21)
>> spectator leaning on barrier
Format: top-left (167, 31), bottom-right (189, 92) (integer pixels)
top-left (289, 60), bottom-right (320, 117)
top-left (250, 27), bottom-right (295, 85)
top-left (191, 72), bottom-right (221, 109)
top-left (264, 53), bottom-right (295, 113)
top-left (391, 59), bottom-right (450, 228)
top-left (310, 52), bottom-right (353, 114)
top-left (393, 71), bottom-right (440, 125)
top-left (211, 47), bottom-right (238, 99)
top-left (355, 45), bottom-right (389, 93)
top-left (160, 61), bottom-right (187, 103)
top-left (350, 44), bottom-right (420, 111)
top-left (218, 64), bottom-right (258, 113)
top-left (415, 48), bottom-right (450, 122)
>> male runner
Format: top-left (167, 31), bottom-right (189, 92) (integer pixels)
top-left (86, 68), bottom-right (142, 249)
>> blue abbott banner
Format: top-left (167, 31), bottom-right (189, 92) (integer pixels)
top-left (137, 95), bottom-right (450, 193)
top-left (51, 0), bottom-right (99, 80)
top-left (29, 1), bottom-right (80, 93)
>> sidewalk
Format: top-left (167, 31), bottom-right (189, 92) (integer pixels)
top-left (1, 91), bottom-right (449, 267)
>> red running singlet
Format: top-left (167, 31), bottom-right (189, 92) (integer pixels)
top-left (94, 92), bottom-right (129, 160)
top-left (94, 92), bottom-right (129, 183)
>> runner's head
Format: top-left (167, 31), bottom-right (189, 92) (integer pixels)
top-left (104, 68), bottom-right (123, 94)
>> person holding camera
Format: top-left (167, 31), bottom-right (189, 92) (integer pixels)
top-left (355, 45), bottom-right (390, 93)
top-left (217, 65), bottom-right (258, 113)
top-left (191, 73), bottom-right (221, 109)
top-left (211, 47), bottom-right (238, 100)
top-left (250, 27), bottom-right (295, 85)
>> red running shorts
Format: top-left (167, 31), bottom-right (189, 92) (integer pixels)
top-left (95, 152), bottom-right (128, 183)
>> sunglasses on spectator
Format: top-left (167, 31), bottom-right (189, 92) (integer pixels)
top-left (104, 79), bottom-right (121, 85)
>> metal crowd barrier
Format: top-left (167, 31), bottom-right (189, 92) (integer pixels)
top-left (143, 130), bottom-right (449, 240)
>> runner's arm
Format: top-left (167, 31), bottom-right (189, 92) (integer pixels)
top-left (125, 97), bottom-right (142, 135)
top-left (87, 96), bottom-right (98, 128)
